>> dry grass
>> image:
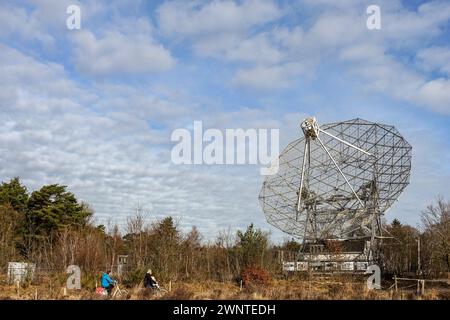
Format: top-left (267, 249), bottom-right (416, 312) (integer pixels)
top-left (0, 274), bottom-right (447, 300)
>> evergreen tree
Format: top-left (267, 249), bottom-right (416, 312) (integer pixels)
top-left (27, 184), bottom-right (92, 236)
top-left (391, 218), bottom-right (402, 228)
top-left (237, 223), bottom-right (269, 267)
top-left (0, 177), bottom-right (28, 213)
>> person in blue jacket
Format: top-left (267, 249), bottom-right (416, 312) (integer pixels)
top-left (101, 270), bottom-right (116, 294)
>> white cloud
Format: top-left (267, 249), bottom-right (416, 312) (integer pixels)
top-left (0, 44), bottom-right (82, 104)
top-left (0, 3), bottom-right (55, 50)
top-left (156, 0), bottom-right (450, 112)
top-left (157, 0), bottom-right (282, 36)
top-left (382, 1), bottom-right (450, 43)
top-left (0, 43), bottom-right (288, 240)
top-left (193, 32), bottom-right (284, 64)
top-left (157, 0), bottom-right (294, 90)
top-left (232, 63), bottom-right (304, 89)
top-left (339, 45), bottom-right (450, 114)
top-left (70, 30), bottom-right (175, 76)
top-left (300, 1), bottom-right (450, 114)
top-left (0, 1), bottom-right (175, 77)
top-left (416, 79), bottom-right (450, 114)
top-left (417, 47), bottom-right (450, 76)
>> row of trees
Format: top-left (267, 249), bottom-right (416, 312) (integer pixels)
top-left (0, 177), bottom-right (449, 283)
top-left (0, 178), bottom-right (277, 283)
top-left (382, 199), bottom-right (450, 276)
top-left (0, 178), bottom-right (93, 268)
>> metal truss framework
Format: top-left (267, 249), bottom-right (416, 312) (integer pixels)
top-left (259, 118), bottom-right (412, 243)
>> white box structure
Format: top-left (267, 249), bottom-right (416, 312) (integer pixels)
top-left (341, 262), bottom-right (354, 271)
top-left (282, 261), bottom-right (296, 271)
top-left (7, 262), bottom-right (36, 284)
top-left (356, 262), bottom-right (369, 271)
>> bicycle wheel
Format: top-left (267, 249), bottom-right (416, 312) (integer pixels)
top-left (114, 290), bottom-right (125, 299)
top-left (156, 287), bottom-right (168, 294)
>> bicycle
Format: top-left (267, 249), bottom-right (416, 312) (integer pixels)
top-left (110, 283), bottom-right (129, 299)
top-left (154, 285), bottom-right (168, 294)
top-left (145, 284), bottom-right (168, 297)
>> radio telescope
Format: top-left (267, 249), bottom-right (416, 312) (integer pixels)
top-left (259, 118), bottom-right (412, 252)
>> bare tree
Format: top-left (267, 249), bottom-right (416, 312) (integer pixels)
top-left (421, 198), bottom-right (450, 275)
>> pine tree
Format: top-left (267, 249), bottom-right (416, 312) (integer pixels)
top-left (26, 184), bottom-right (92, 236)
top-left (0, 177), bottom-right (28, 213)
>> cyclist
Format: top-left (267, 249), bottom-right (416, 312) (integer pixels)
top-left (143, 269), bottom-right (160, 290)
top-left (101, 270), bottom-right (116, 295)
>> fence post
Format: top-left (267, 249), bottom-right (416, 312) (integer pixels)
top-left (16, 280), bottom-right (20, 298)
top-left (394, 275), bottom-right (397, 292)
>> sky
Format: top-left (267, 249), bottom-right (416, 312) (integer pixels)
top-left (0, 0), bottom-right (449, 243)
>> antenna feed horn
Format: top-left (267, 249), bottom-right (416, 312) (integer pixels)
top-left (301, 117), bottom-right (319, 139)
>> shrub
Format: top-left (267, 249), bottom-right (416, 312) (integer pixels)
top-left (122, 267), bottom-right (146, 287)
top-left (240, 265), bottom-right (271, 287)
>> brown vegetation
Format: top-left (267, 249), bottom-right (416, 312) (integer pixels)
top-left (1, 274), bottom-right (448, 300)
top-left (0, 178), bottom-right (449, 300)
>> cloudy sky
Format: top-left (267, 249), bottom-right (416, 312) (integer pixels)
top-left (1, 0), bottom-right (449, 243)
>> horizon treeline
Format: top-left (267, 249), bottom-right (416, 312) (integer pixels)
top-left (0, 177), bottom-right (449, 284)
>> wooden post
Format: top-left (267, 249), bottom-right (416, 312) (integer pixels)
top-left (416, 280), bottom-right (420, 296)
top-left (240, 280), bottom-right (243, 291)
top-left (169, 281), bottom-right (172, 292)
top-left (421, 280), bottom-right (425, 295)
top-left (394, 275), bottom-right (397, 292)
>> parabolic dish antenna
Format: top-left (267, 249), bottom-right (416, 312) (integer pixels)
top-left (259, 118), bottom-right (412, 243)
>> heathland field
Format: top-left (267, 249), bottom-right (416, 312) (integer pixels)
top-left (1, 275), bottom-right (449, 300)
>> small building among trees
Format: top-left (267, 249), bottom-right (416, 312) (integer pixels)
top-left (283, 238), bottom-right (371, 272)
